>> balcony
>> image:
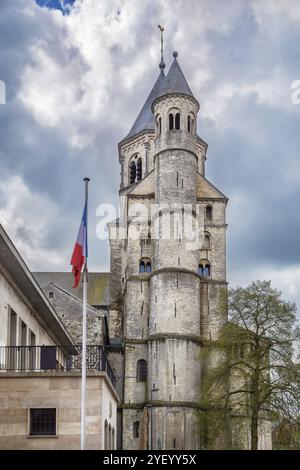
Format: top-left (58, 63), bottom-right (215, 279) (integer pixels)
top-left (0, 345), bottom-right (116, 387)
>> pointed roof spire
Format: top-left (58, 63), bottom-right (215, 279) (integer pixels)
top-left (160, 51), bottom-right (194, 98)
top-left (123, 69), bottom-right (166, 141)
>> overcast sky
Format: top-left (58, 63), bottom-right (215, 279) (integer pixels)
top-left (0, 0), bottom-right (300, 314)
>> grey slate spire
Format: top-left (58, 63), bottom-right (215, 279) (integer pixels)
top-left (123, 67), bottom-right (166, 141)
top-left (123, 51), bottom-right (195, 142)
top-left (160, 51), bottom-right (194, 98)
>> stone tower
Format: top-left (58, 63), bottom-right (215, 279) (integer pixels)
top-left (108, 51), bottom-right (228, 450)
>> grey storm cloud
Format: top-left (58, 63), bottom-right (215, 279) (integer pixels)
top-left (0, 0), bottom-right (300, 312)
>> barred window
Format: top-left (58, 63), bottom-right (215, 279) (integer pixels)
top-left (29, 408), bottom-right (56, 436)
top-left (137, 359), bottom-right (147, 381)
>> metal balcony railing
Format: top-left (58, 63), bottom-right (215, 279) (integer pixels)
top-left (0, 345), bottom-right (116, 387)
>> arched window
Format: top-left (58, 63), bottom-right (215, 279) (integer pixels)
top-left (169, 113), bottom-right (174, 130)
top-left (139, 258), bottom-right (151, 274)
top-left (130, 161), bottom-right (136, 185)
top-left (133, 421), bottom-right (140, 438)
top-left (112, 428), bottom-right (115, 450)
top-left (198, 260), bottom-right (211, 277)
top-left (137, 158), bottom-right (142, 181)
top-left (187, 113), bottom-right (195, 133)
top-left (205, 205), bottom-right (213, 221)
top-left (175, 113), bottom-right (180, 130)
top-left (204, 264), bottom-right (211, 276)
top-left (104, 420), bottom-right (108, 450)
top-left (156, 115), bottom-right (162, 134)
top-left (139, 261), bottom-right (145, 273)
top-left (204, 232), bottom-right (211, 249)
top-left (146, 261), bottom-right (152, 273)
top-left (137, 359), bottom-right (147, 381)
top-left (108, 423), bottom-right (112, 450)
top-left (198, 264), bottom-right (204, 276)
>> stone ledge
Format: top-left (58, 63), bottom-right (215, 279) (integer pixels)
top-left (122, 401), bottom-right (204, 410)
top-left (150, 267), bottom-right (201, 279)
top-left (153, 147), bottom-right (198, 165)
top-left (0, 370), bottom-right (119, 402)
top-left (127, 275), bottom-right (150, 282)
top-left (0, 370), bottom-right (106, 378)
top-left (124, 339), bottom-right (148, 344)
top-left (150, 267), bottom-right (228, 285)
top-left (147, 333), bottom-right (202, 344)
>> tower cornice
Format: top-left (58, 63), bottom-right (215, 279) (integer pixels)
top-left (153, 146), bottom-right (199, 165)
top-left (149, 266), bottom-right (228, 285)
top-left (151, 92), bottom-right (199, 113)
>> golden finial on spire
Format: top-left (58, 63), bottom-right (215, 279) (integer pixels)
top-left (158, 25), bottom-right (165, 70)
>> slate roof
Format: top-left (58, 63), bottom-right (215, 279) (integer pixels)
top-left (159, 52), bottom-right (194, 99)
top-left (122, 53), bottom-right (196, 143)
top-left (33, 272), bottom-right (110, 307)
top-left (123, 68), bottom-right (166, 141)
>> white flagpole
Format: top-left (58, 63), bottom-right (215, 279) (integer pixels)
top-left (80, 177), bottom-right (89, 451)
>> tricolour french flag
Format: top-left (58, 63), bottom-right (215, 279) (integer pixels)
top-left (70, 202), bottom-right (88, 288)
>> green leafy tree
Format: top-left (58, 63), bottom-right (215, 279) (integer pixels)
top-left (201, 281), bottom-right (300, 450)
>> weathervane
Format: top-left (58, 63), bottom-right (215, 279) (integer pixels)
top-left (158, 24), bottom-right (165, 70)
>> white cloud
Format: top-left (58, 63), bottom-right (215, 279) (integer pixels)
top-left (229, 264), bottom-right (300, 318)
top-left (252, 0), bottom-right (300, 31)
top-left (16, 0), bottom-right (249, 147)
top-left (0, 176), bottom-right (65, 269)
top-left (1, 0), bottom-right (300, 317)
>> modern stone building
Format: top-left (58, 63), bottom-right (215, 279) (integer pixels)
top-left (0, 224), bottom-right (118, 450)
top-left (107, 51), bottom-right (229, 450)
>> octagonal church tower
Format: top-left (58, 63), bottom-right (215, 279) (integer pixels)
top-left (108, 52), bottom-right (228, 450)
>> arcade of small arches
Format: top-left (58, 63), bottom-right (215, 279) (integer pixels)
top-left (139, 258), bottom-right (152, 274)
top-left (155, 109), bottom-right (195, 134)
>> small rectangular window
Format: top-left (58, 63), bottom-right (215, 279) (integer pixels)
top-left (133, 421), bottom-right (140, 438)
top-left (29, 408), bottom-right (56, 436)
